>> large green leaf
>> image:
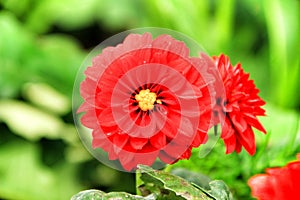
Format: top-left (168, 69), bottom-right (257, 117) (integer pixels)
top-left (71, 189), bottom-right (155, 200)
top-left (138, 165), bottom-right (213, 200)
top-left (171, 168), bottom-right (233, 200)
top-left (171, 168), bottom-right (212, 191)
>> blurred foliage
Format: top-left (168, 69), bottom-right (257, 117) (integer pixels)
top-left (71, 165), bottom-right (233, 200)
top-left (0, 0), bottom-right (299, 199)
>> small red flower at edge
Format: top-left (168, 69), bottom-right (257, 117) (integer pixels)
top-left (78, 33), bottom-right (216, 171)
top-left (212, 54), bottom-right (266, 155)
top-left (248, 154), bottom-right (300, 200)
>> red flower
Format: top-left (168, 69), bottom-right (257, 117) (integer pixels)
top-left (212, 54), bottom-right (266, 155)
top-left (78, 33), bottom-right (216, 170)
top-left (248, 154), bottom-right (300, 200)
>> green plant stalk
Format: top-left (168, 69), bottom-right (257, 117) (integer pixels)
top-left (163, 164), bottom-right (172, 173)
top-left (284, 113), bottom-right (300, 156)
top-left (213, 0), bottom-right (235, 52)
top-left (263, 0), bottom-right (300, 109)
top-left (135, 170), bottom-right (143, 196)
top-left (251, 130), bottom-right (272, 173)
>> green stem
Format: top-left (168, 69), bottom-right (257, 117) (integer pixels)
top-left (164, 164), bottom-right (172, 173)
top-left (135, 170), bottom-right (143, 196)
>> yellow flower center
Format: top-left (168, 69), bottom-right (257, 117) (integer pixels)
top-left (135, 89), bottom-right (162, 111)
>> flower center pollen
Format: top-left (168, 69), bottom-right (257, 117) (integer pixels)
top-left (135, 89), bottom-right (162, 111)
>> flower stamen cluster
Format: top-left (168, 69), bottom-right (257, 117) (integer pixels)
top-left (135, 89), bottom-right (162, 111)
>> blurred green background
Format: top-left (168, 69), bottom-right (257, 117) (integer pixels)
top-left (0, 0), bottom-right (299, 199)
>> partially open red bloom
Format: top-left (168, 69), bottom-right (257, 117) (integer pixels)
top-left (212, 54), bottom-right (266, 155)
top-left (248, 154), bottom-right (300, 200)
top-left (78, 33), bottom-right (216, 170)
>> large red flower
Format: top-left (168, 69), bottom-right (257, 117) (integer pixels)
top-left (248, 154), bottom-right (300, 200)
top-left (212, 54), bottom-right (266, 155)
top-left (78, 33), bottom-right (217, 170)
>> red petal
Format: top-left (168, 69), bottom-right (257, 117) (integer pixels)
top-left (236, 127), bottom-right (256, 155)
top-left (80, 78), bottom-right (97, 98)
top-left (158, 90), bottom-right (178, 106)
top-left (230, 113), bottom-right (247, 133)
top-left (118, 151), bottom-right (136, 171)
top-left (112, 133), bottom-right (129, 154)
top-left (98, 107), bottom-right (116, 127)
top-left (177, 116), bottom-right (195, 138)
top-left (130, 137), bottom-right (149, 150)
top-left (150, 131), bottom-right (166, 149)
top-left (162, 141), bottom-right (189, 160)
top-left (192, 130), bottom-right (208, 147)
top-left (179, 147), bottom-right (192, 159)
top-left (248, 175), bottom-right (276, 200)
top-left (152, 34), bottom-right (189, 57)
top-left (159, 151), bottom-right (178, 164)
top-left (92, 129), bottom-right (107, 148)
top-left (221, 117), bottom-right (235, 139)
top-left (123, 33), bottom-right (152, 51)
top-left (235, 141), bottom-right (242, 153)
top-left (84, 66), bottom-right (104, 81)
top-left (161, 111), bottom-right (180, 139)
top-left (288, 161), bottom-right (300, 192)
top-left (223, 134), bottom-right (236, 154)
top-left (77, 102), bottom-right (91, 113)
top-left (80, 110), bottom-right (98, 129)
top-left (168, 58), bottom-right (192, 75)
top-left (243, 113), bottom-right (266, 133)
top-left (134, 153), bottom-right (158, 168)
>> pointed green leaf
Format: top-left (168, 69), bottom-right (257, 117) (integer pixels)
top-left (208, 180), bottom-right (233, 200)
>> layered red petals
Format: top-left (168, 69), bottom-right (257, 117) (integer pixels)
top-left (213, 54), bottom-right (266, 155)
top-left (248, 154), bottom-right (300, 200)
top-left (78, 33), bottom-right (215, 170)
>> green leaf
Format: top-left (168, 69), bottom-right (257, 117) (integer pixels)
top-left (71, 189), bottom-right (155, 200)
top-left (138, 165), bottom-right (213, 200)
top-left (171, 168), bottom-right (233, 200)
top-left (22, 82), bottom-right (71, 115)
top-left (0, 100), bottom-right (65, 141)
top-left (71, 190), bottom-right (105, 200)
top-left (171, 168), bottom-right (212, 191)
top-left (207, 180), bottom-right (233, 200)
top-left (191, 181), bottom-right (233, 200)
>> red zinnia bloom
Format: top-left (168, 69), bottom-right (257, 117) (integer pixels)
top-left (212, 54), bottom-right (266, 155)
top-left (78, 33), bottom-right (216, 170)
top-left (248, 154), bottom-right (300, 200)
